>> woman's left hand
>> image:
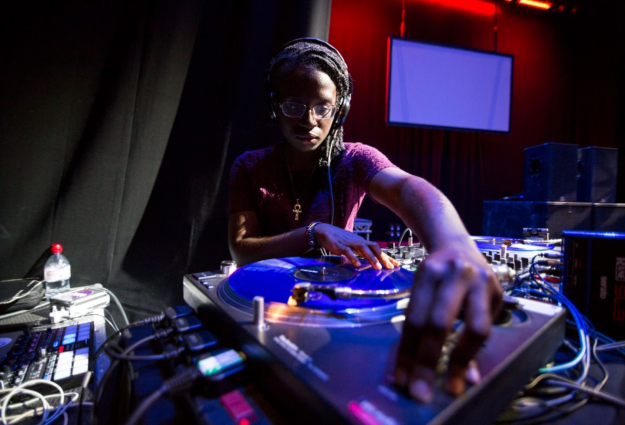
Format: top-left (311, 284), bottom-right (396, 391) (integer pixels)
top-left (313, 223), bottom-right (399, 270)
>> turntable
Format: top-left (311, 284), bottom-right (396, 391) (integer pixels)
top-left (183, 252), bottom-right (566, 425)
top-left (217, 256), bottom-right (414, 328)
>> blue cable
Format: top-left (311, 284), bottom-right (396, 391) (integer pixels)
top-left (526, 260), bottom-right (588, 373)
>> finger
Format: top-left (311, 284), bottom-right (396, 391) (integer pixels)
top-left (395, 267), bottom-right (438, 386)
top-left (394, 323), bottom-right (422, 387)
top-left (408, 260), bottom-right (470, 402)
top-left (427, 260), bottom-right (470, 333)
top-left (446, 285), bottom-right (492, 395)
top-left (376, 248), bottom-right (398, 269)
top-left (387, 254), bottom-right (401, 268)
top-left (466, 360), bottom-right (481, 385)
top-left (445, 360), bottom-right (481, 396)
top-left (490, 276), bottom-right (504, 316)
top-left (396, 260), bottom-right (450, 401)
top-left (339, 246), bottom-right (361, 267)
top-left (352, 242), bottom-right (383, 270)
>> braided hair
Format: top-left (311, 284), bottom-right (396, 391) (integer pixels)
top-left (268, 40), bottom-right (352, 167)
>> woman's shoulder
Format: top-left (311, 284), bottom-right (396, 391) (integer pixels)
top-left (342, 142), bottom-right (391, 162)
top-left (233, 145), bottom-right (279, 169)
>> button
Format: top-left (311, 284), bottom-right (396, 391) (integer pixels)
top-left (53, 370), bottom-right (70, 381)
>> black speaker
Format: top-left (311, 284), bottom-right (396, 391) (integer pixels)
top-left (562, 230), bottom-right (625, 341)
top-left (523, 142), bottom-right (579, 201)
top-left (577, 146), bottom-right (618, 203)
top-left (482, 201), bottom-right (592, 239)
top-left (592, 203), bottom-right (625, 232)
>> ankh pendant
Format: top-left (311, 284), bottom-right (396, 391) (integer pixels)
top-left (293, 199), bottom-right (302, 221)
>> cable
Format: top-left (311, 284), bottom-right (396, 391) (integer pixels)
top-left (76, 372), bottom-right (92, 425)
top-left (544, 378), bottom-right (625, 408)
top-left (92, 345), bottom-right (135, 425)
top-left (91, 311), bottom-right (168, 362)
top-left (44, 393), bottom-right (79, 425)
top-left (525, 255), bottom-right (587, 374)
top-left (397, 227), bottom-right (412, 247)
top-left (105, 345), bottom-right (185, 362)
top-left (121, 334), bottom-right (160, 356)
top-left (1, 388), bottom-right (50, 425)
top-left (0, 379), bottom-right (58, 425)
top-left (500, 263), bottom-right (625, 423)
top-left (124, 365), bottom-right (201, 425)
top-left (596, 340), bottom-right (625, 352)
top-left (103, 309), bottom-right (120, 333)
top-left (91, 307), bottom-right (178, 421)
top-left (326, 135), bottom-right (335, 226)
top-left (124, 349), bottom-right (245, 425)
top-left (92, 329), bottom-right (122, 362)
top-left (104, 288), bottom-right (130, 327)
top-left (7, 393), bottom-right (79, 425)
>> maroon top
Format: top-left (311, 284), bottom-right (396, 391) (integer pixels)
top-left (229, 142), bottom-right (397, 236)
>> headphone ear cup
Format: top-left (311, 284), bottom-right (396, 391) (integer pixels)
top-left (268, 91), bottom-right (277, 120)
top-left (333, 94), bottom-right (351, 128)
top-left (337, 94), bottom-right (351, 126)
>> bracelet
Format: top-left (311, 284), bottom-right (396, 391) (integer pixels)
top-left (305, 221), bottom-right (322, 248)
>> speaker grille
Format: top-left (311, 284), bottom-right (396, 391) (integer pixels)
top-left (577, 147), bottom-right (618, 203)
top-left (523, 142), bottom-right (578, 202)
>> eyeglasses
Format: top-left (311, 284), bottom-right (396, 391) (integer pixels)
top-left (279, 102), bottom-right (337, 120)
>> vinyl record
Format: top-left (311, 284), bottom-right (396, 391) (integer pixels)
top-left (226, 257), bottom-right (414, 314)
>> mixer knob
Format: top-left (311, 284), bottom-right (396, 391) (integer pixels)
top-left (36, 347), bottom-right (47, 361)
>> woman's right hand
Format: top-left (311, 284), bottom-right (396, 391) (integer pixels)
top-left (313, 223), bottom-right (399, 270)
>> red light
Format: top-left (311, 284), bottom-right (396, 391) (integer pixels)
top-left (414, 0), bottom-right (495, 16)
top-left (238, 419), bottom-right (249, 425)
top-left (518, 0), bottom-right (552, 10)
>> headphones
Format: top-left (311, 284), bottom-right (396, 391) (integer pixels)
top-left (267, 38), bottom-right (352, 133)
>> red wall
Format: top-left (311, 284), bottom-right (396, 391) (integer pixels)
top-left (329, 0), bottom-right (624, 234)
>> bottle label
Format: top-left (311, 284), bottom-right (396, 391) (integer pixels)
top-left (45, 266), bottom-right (71, 282)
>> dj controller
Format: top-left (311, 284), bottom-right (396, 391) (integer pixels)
top-left (182, 238), bottom-right (566, 425)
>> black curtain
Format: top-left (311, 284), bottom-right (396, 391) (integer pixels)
top-left (0, 0), bottom-right (332, 321)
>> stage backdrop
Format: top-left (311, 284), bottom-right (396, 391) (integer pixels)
top-left (329, 0), bottom-right (625, 238)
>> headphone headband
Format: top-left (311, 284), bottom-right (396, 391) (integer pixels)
top-left (278, 37), bottom-right (349, 70)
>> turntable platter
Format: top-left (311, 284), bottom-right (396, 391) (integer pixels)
top-left (220, 257), bottom-right (415, 327)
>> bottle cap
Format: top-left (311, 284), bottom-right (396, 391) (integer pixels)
top-left (51, 244), bottom-right (63, 254)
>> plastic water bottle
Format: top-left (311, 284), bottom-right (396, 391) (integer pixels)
top-left (44, 243), bottom-right (71, 298)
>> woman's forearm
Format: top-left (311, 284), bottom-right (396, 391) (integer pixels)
top-left (228, 212), bottom-right (311, 266)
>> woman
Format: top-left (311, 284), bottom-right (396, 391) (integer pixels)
top-left (228, 38), bottom-right (502, 403)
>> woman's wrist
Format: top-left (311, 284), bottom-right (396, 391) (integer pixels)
top-left (305, 221), bottom-right (322, 248)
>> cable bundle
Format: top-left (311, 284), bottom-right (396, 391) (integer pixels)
top-left (499, 253), bottom-right (625, 423)
top-left (0, 377), bottom-right (92, 425)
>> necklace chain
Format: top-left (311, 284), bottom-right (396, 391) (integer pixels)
top-left (285, 150), bottom-right (318, 221)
